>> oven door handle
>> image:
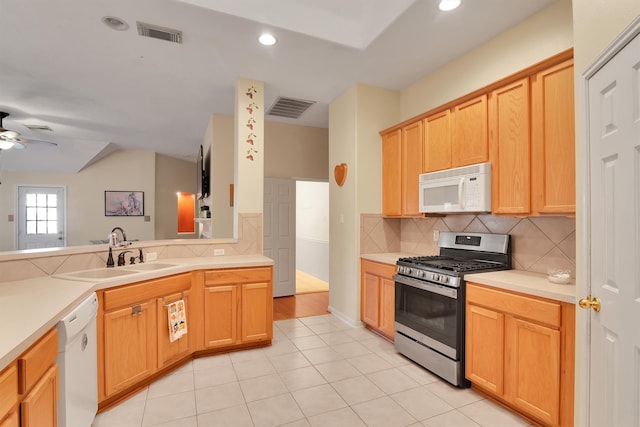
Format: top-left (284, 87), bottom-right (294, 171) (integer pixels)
top-left (393, 274), bottom-right (458, 299)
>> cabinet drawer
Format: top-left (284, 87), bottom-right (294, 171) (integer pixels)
top-left (18, 328), bottom-right (58, 395)
top-left (467, 283), bottom-right (561, 328)
top-left (103, 273), bottom-right (192, 310)
top-left (0, 363), bottom-right (18, 418)
top-left (205, 267), bottom-right (272, 286)
top-left (361, 260), bottom-right (396, 279)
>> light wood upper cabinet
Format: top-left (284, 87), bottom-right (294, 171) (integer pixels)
top-left (381, 122), bottom-right (422, 217)
top-left (452, 94), bottom-right (488, 167)
top-left (401, 121), bottom-right (423, 216)
top-left (360, 259), bottom-right (395, 339)
top-left (531, 59), bottom-right (575, 214)
top-left (423, 110), bottom-right (452, 172)
top-left (466, 282), bottom-right (574, 427)
top-left (490, 77), bottom-right (531, 215)
top-left (381, 129), bottom-right (402, 216)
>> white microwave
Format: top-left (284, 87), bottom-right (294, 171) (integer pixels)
top-left (419, 162), bottom-right (492, 214)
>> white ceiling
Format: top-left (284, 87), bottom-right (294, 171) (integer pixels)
top-left (0, 0), bottom-right (555, 173)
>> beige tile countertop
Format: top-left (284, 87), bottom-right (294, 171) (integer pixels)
top-left (0, 255), bottom-right (273, 372)
top-left (465, 270), bottom-right (576, 304)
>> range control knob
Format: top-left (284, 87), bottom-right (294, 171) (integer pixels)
top-left (433, 273), bottom-right (440, 282)
top-left (441, 276), bottom-right (449, 284)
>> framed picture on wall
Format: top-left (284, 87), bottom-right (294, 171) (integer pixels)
top-left (104, 191), bottom-right (144, 216)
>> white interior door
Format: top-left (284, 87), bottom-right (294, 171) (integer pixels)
top-left (17, 186), bottom-right (66, 249)
top-left (264, 178), bottom-right (295, 297)
top-left (585, 25), bottom-right (640, 426)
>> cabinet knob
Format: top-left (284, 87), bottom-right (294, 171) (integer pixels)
top-left (578, 295), bottom-right (601, 312)
top-left (132, 304), bottom-right (142, 316)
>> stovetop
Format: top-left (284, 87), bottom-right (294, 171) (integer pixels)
top-left (397, 256), bottom-right (506, 273)
top-left (394, 232), bottom-right (512, 287)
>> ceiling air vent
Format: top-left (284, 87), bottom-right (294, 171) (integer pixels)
top-left (24, 124), bottom-right (53, 131)
top-left (267, 97), bottom-right (315, 119)
top-left (136, 21), bottom-right (183, 44)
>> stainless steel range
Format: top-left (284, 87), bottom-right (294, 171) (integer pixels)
top-left (394, 232), bottom-right (511, 387)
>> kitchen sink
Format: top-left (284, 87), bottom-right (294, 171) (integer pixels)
top-left (124, 262), bottom-right (179, 271)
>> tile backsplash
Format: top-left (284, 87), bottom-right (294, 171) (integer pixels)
top-left (0, 213), bottom-right (262, 284)
top-left (360, 213), bottom-right (576, 277)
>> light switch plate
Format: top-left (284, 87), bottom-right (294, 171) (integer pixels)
top-left (433, 230), bottom-right (440, 241)
top-left (146, 252), bottom-right (158, 261)
top-left (214, 248), bottom-right (225, 256)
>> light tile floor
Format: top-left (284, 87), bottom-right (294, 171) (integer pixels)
top-left (92, 314), bottom-right (532, 427)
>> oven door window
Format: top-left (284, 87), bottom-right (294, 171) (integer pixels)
top-left (395, 280), bottom-right (459, 354)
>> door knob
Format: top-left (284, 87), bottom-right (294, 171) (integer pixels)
top-left (578, 295), bottom-right (601, 312)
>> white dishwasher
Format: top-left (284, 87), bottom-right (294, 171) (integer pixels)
top-left (56, 292), bottom-right (98, 427)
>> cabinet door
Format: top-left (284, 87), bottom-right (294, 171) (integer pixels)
top-left (240, 282), bottom-right (272, 343)
top-left (20, 365), bottom-right (57, 427)
top-left (532, 59), bottom-right (575, 214)
top-left (382, 130), bottom-right (402, 216)
top-left (0, 411), bottom-right (18, 427)
top-left (465, 304), bottom-right (504, 394)
top-left (453, 95), bottom-right (488, 167)
top-left (0, 364), bottom-right (17, 422)
top-left (505, 316), bottom-right (561, 426)
top-left (103, 302), bottom-right (156, 396)
top-left (402, 121), bottom-right (423, 216)
top-left (361, 272), bottom-right (380, 327)
top-left (203, 285), bottom-right (238, 348)
top-left (157, 290), bottom-right (193, 368)
top-left (378, 277), bottom-right (395, 338)
top-left (490, 78), bottom-right (531, 214)
top-left (423, 111), bottom-right (452, 172)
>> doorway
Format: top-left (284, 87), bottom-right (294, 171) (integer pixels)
top-left (295, 180), bottom-right (329, 294)
top-left (17, 185), bottom-right (66, 250)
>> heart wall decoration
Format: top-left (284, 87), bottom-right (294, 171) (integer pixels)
top-left (334, 163), bottom-right (348, 187)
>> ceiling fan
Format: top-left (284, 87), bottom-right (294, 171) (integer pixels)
top-left (0, 112), bottom-right (58, 150)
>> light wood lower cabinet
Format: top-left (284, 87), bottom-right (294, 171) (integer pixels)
top-left (0, 364), bottom-right (18, 427)
top-left (20, 365), bottom-right (58, 427)
top-left (1, 328), bottom-right (60, 427)
top-left (98, 272), bottom-right (192, 401)
top-left (466, 283), bottom-right (575, 427)
top-left (103, 301), bottom-right (156, 396)
top-left (156, 289), bottom-right (194, 367)
top-left (360, 259), bottom-right (395, 339)
top-left (203, 267), bottom-right (273, 349)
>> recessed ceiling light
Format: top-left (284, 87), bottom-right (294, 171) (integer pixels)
top-left (102, 16), bottom-right (129, 31)
top-left (258, 33), bottom-right (277, 46)
top-left (439, 0), bottom-right (461, 11)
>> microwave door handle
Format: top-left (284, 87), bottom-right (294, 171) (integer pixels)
top-left (458, 177), bottom-right (465, 209)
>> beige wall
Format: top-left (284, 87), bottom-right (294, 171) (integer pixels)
top-left (329, 0), bottom-right (574, 325)
top-left (0, 150), bottom-right (156, 251)
top-left (264, 122), bottom-right (329, 180)
top-left (400, 0), bottom-right (573, 121)
top-left (329, 84), bottom-right (400, 323)
top-left (154, 154), bottom-right (198, 240)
